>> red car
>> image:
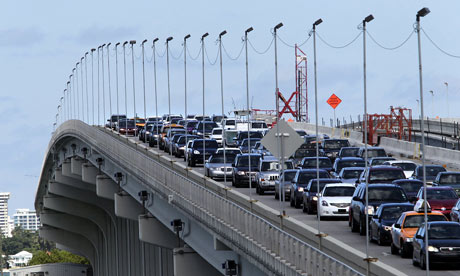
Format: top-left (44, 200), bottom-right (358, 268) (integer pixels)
top-left (415, 186), bottom-right (458, 218)
top-left (117, 119), bottom-right (137, 136)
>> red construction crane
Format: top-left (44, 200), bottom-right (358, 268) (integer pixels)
top-left (365, 106), bottom-right (412, 145)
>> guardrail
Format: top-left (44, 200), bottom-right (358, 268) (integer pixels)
top-left (48, 120), bottom-right (364, 276)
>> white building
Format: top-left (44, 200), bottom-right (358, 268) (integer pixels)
top-left (8, 250), bottom-right (33, 268)
top-left (0, 192), bottom-right (10, 236)
top-left (10, 263), bottom-right (92, 276)
top-left (13, 209), bottom-right (40, 231)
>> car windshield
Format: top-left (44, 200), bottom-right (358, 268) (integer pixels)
top-left (323, 187), bottom-right (355, 197)
top-left (236, 156), bottom-right (260, 167)
top-left (296, 130), bottom-right (307, 137)
top-left (337, 160), bottom-right (366, 172)
top-left (429, 224), bottom-right (460, 239)
top-left (340, 148), bottom-right (359, 157)
top-left (209, 154), bottom-right (236, 163)
top-left (381, 206), bottom-right (414, 220)
top-left (193, 141), bottom-right (218, 148)
top-left (238, 132), bottom-right (263, 140)
top-left (426, 189), bottom-right (458, 200)
top-left (168, 129), bottom-right (186, 136)
top-left (213, 116), bottom-right (224, 122)
top-left (371, 159), bottom-right (394, 166)
top-left (120, 120), bottom-right (135, 128)
top-left (242, 139), bottom-right (260, 147)
top-left (197, 122), bottom-right (218, 131)
top-left (392, 163), bottom-right (417, 171)
top-left (309, 180), bottom-right (338, 192)
top-left (186, 121), bottom-right (198, 128)
top-left (298, 172), bottom-right (330, 185)
top-left (367, 188), bottom-right (407, 202)
top-left (261, 161), bottom-right (293, 171)
top-left (418, 166), bottom-right (446, 177)
top-left (396, 181), bottom-right (423, 193)
top-left (342, 169), bottom-right (364, 179)
top-left (177, 136), bottom-right (196, 144)
top-left (212, 129), bottom-right (223, 135)
top-left (282, 171), bottom-right (297, 182)
top-left (323, 140), bottom-right (350, 149)
top-left (439, 174), bottom-right (460, 185)
top-left (403, 215), bottom-right (447, 228)
top-left (135, 118), bottom-right (145, 124)
top-left (369, 170), bottom-right (405, 182)
top-left (172, 135), bottom-right (184, 143)
top-left (302, 159), bottom-right (332, 168)
top-left (251, 122), bottom-right (267, 128)
top-left (225, 120), bottom-right (236, 126)
top-left (111, 115), bottom-right (126, 121)
top-left (170, 118), bottom-right (181, 124)
top-left (365, 149), bottom-right (387, 158)
top-left (294, 149), bottom-right (316, 158)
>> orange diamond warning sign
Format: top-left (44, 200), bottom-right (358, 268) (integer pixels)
top-left (327, 94), bottom-right (342, 109)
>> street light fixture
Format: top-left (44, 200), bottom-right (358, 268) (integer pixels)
top-left (416, 7), bottom-right (430, 274)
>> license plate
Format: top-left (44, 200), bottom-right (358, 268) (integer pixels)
top-left (338, 209), bottom-right (347, 213)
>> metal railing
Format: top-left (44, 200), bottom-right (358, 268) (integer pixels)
top-left (50, 120), bottom-right (364, 276)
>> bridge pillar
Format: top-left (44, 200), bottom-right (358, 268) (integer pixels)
top-left (138, 214), bottom-right (177, 249)
top-left (173, 246), bottom-right (221, 276)
top-left (114, 191), bottom-right (143, 220)
top-left (82, 162), bottom-right (98, 184)
top-left (71, 156), bottom-right (83, 176)
top-left (96, 174), bottom-right (118, 200)
top-left (40, 211), bottom-right (107, 276)
top-left (39, 226), bottom-right (97, 275)
top-left (61, 160), bottom-right (80, 180)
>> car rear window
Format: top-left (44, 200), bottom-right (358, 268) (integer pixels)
top-left (365, 149), bottom-right (387, 158)
top-left (302, 159), bottom-right (332, 168)
top-left (298, 172), bottom-right (330, 185)
top-left (418, 166), bottom-right (446, 177)
top-left (337, 160), bottom-right (366, 172)
top-left (367, 187), bottom-right (407, 202)
top-left (369, 169), bottom-right (405, 182)
top-left (403, 215), bottom-right (447, 228)
top-left (342, 169), bottom-right (364, 179)
top-left (381, 206), bottom-right (414, 220)
top-left (429, 224), bottom-right (460, 239)
top-left (323, 140), bottom-right (350, 149)
top-left (340, 148), bottom-right (359, 157)
top-left (395, 181), bottom-right (423, 193)
top-left (393, 163), bottom-right (417, 171)
top-left (439, 174), bottom-right (460, 185)
top-left (426, 189), bottom-right (458, 200)
top-left (323, 187), bottom-right (355, 197)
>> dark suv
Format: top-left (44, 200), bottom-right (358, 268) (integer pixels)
top-left (185, 139), bottom-right (219, 167)
top-left (231, 154), bottom-right (262, 188)
top-left (300, 157), bottom-right (333, 172)
top-left (433, 171), bottom-right (460, 196)
top-left (289, 169), bottom-right (330, 208)
top-left (357, 166), bottom-right (406, 184)
top-left (357, 147), bottom-right (387, 159)
top-left (349, 184), bottom-right (409, 235)
top-left (320, 139), bottom-right (350, 160)
top-left (233, 131), bottom-right (263, 147)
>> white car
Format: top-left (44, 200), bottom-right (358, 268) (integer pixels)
top-left (383, 160), bottom-right (417, 178)
top-left (318, 184), bottom-right (356, 218)
top-left (211, 128), bottom-right (223, 145)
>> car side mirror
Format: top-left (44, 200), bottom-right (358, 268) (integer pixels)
top-left (231, 163), bottom-right (235, 167)
top-left (453, 207), bottom-right (459, 212)
top-left (372, 214), bottom-right (378, 219)
top-left (410, 196), bottom-right (418, 202)
top-left (415, 234), bottom-right (423, 239)
top-left (291, 179), bottom-right (296, 184)
top-left (394, 224), bottom-right (401, 229)
top-left (352, 196), bottom-right (360, 201)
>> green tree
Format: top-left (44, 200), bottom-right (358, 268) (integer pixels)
top-left (28, 249), bottom-right (89, 266)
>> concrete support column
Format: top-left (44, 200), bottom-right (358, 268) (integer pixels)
top-left (82, 162), bottom-right (98, 184)
top-left (173, 246), bottom-right (221, 276)
top-left (139, 214), bottom-right (177, 249)
top-left (71, 156), bottom-right (83, 176)
top-left (96, 174), bottom-right (118, 200)
top-left (114, 191), bottom-right (143, 220)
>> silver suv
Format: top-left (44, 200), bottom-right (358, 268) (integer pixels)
top-left (256, 157), bottom-right (294, 195)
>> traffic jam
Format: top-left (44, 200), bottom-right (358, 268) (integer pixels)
top-left (109, 113), bottom-right (460, 271)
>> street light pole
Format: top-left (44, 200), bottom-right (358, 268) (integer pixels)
top-left (115, 43), bottom-right (121, 130)
top-left (101, 43), bottom-right (106, 127)
top-left (153, 38), bottom-right (160, 149)
top-left (184, 34), bottom-right (191, 162)
top-left (166, 37), bottom-right (173, 152)
top-left (85, 52), bottom-right (89, 124)
top-left (123, 41), bottom-right (129, 135)
top-left (76, 62), bottom-right (80, 121)
top-left (91, 49), bottom-right (96, 125)
top-left (416, 7), bottom-right (431, 275)
top-left (245, 27), bottom-right (253, 202)
top-left (201, 32), bottom-right (209, 165)
top-left (141, 39), bottom-right (148, 128)
top-left (97, 46), bottom-right (101, 126)
top-left (362, 14), bottom-right (374, 274)
top-left (130, 40), bottom-right (137, 134)
top-left (107, 43), bottom-right (113, 125)
top-left (80, 57), bottom-right (85, 123)
top-left (273, 22), bottom-right (285, 216)
top-left (312, 18), bottom-right (323, 248)
top-left (445, 82), bottom-right (449, 118)
top-left (218, 30), bottom-right (227, 183)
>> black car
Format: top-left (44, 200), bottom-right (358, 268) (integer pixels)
top-left (172, 135), bottom-right (199, 157)
top-left (357, 147), bottom-right (387, 159)
top-left (291, 144), bottom-right (323, 166)
top-left (369, 203), bottom-right (414, 245)
top-left (300, 157), bottom-right (333, 172)
top-left (411, 165), bottom-right (446, 184)
top-left (139, 121), bottom-right (157, 142)
top-left (193, 121), bottom-right (219, 137)
top-left (147, 124), bottom-right (163, 147)
top-left (289, 169), bottom-right (330, 209)
top-left (239, 138), bottom-right (261, 153)
top-left (233, 131), bottom-right (263, 147)
top-left (163, 129), bottom-right (187, 153)
top-left (357, 166), bottom-right (406, 184)
top-left (166, 134), bottom-right (186, 154)
top-left (302, 178), bottom-right (342, 213)
top-left (231, 154), bottom-right (262, 188)
top-left (320, 139), bottom-right (350, 160)
top-left (338, 147), bottom-right (360, 158)
top-left (350, 184), bottom-right (409, 235)
top-left (412, 221), bottom-right (460, 269)
top-left (332, 157), bottom-right (366, 177)
top-left (392, 179), bottom-right (423, 203)
top-left (433, 171), bottom-right (460, 196)
top-left (185, 139), bottom-right (219, 167)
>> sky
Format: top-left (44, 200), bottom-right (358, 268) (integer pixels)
top-left (1, 0), bottom-right (460, 214)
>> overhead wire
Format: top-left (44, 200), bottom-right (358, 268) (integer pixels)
top-left (316, 31), bottom-right (362, 49)
top-left (187, 44), bottom-right (202, 60)
top-left (204, 43), bottom-right (219, 65)
top-left (277, 33), bottom-right (312, 48)
top-left (145, 47), bottom-right (155, 63)
top-left (366, 29), bottom-right (415, 50)
top-left (170, 47), bottom-right (184, 60)
top-left (421, 28), bottom-right (460, 58)
top-left (248, 36), bottom-right (274, 54)
top-left (222, 41), bottom-right (244, 61)
top-left (156, 46), bottom-right (167, 58)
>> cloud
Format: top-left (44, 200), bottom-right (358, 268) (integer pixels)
top-left (0, 28), bottom-right (45, 47)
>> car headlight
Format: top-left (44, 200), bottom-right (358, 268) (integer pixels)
top-left (237, 171), bottom-right (245, 176)
top-left (179, 146), bottom-right (185, 150)
top-left (441, 207), bottom-right (446, 211)
top-left (384, 226), bottom-right (392, 231)
top-left (146, 131), bottom-right (150, 135)
top-left (405, 238), bottom-right (413, 243)
top-left (366, 206), bottom-right (374, 215)
top-left (193, 150), bottom-right (200, 154)
top-left (210, 167), bottom-right (219, 171)
top-left (326, 153), bottom-right (333, 157)
top-left (312, 196), bottom-right (318, 201)
top-left (428, 246), bottom-right (439, 252)
top-left (298, 187), bottom-right (304, 192)
top-left (321, 200), bottom-right (328, 206)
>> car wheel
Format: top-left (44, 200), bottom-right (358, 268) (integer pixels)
top-left (307, 201), bottom-right (314, 214)
top-left (302, 200), bottom-right (308, 213)
top-left (351, 215), bottom-right (359, 233)
top-left (290, 194), bottom-right (295, 207)
top-left (412, 252), bottom-right (419, 267)
top-left (275, 192), bottom-right (279, 200)
top-left (359, 216), bottom-right (366, 236)
top-left (368, 228), bottom-right (373, 243)
top-left (400, 242), bottom-right (410, 258)
top-left (377, 230), bottom-right (383, 246)
top-left (259, 186), bottom-right (264, 195)
top-left (420, 253), bottom-right (426, 270)
top-left (294, 197), bottom-right (301, 209)
top-left (391, 242), bottom-right (399, 255)
top-left (190, 159), bottom-right (195, 167)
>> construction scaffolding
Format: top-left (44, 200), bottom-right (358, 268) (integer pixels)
top-left (366, 106), bottom-right (413, 145)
